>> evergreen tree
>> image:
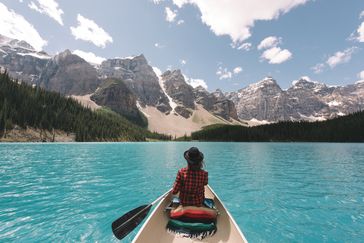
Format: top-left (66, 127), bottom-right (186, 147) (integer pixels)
top-left (0, 71), bottom-right (171, 142)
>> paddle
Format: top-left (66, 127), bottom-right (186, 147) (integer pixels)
top-left (112, 188), bottom-right (172, 240)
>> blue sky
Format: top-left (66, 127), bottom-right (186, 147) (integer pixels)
top-left (0, 0), bottom-right (363, 91)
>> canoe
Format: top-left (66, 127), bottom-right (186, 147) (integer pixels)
top-left (132, 185), bottom-right (248, 243)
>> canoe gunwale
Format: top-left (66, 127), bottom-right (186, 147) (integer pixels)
top-left (207, 185), bottom-right (248, 242)
top-left (131, 190), bottom-right (167, 242)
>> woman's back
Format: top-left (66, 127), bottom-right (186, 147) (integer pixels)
top-left (172, 147), bottom-right (208, 207)
top-left (174, 167), bottom-right (208, 206)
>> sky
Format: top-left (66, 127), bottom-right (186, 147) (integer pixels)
top-left (0, 0), bottom-right (363, 92)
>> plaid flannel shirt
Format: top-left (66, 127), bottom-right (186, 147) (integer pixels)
top-left (172, 167), bottom-right (208, 206)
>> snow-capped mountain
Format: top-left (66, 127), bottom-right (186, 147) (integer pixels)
top-left (0, 35), bottom-right (240, 135)
top-left (98, 55), bottom-right (172, 113)
top-left (0, 34), bottom-right (50, 83)
top-left (226, 77), bottom-right (289, 121)
top-left (1, 34), bottom-right (363, 135)
top-left (38, 49), bottom-right (101, 95)
top-left (227, 76), bottom-right (364, 122)
top-left (161, 69), bottom-right (195, 118)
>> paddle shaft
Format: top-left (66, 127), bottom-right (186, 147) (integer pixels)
top-left (112, 188), bottom-right (172, 239)
top-left (151, 188), bottom-right (173, 206)
top-left (115, 188), bottom-right (172, 231)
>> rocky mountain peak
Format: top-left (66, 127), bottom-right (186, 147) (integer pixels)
top-left (11, 40), bottom-right (35, 51)
top-left (212, 89), bottom-right (225, 99)
top-left (291, 77), bottom-right (325, 90)
top-left (240, 76), bottom-right (282, 96)
top-left (38, 49), bottom-right (100, 95)
top-left (161, 69), bottom-right (184, 84)
top-left (289, 76), bottom-right (335, 98)
top-left (260, 76), bottom-right (277, 84)
top-left (131, 54), bottom-right (148, 65)
top-left (98, 54), bottom-right (171, 113)
top-left (0, 34), bottom-right (48, 84)
top-left (355, 80), bottom-right (364, 86)
top-left (0, 34), bottom-right (35, 51)
top-left (54, 49), bottom-right (73, 61)
top-left (194, 85), bottom-right (208, 92)
top-left (162, 69), bottom-right (195, 117)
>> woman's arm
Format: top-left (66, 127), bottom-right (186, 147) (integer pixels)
top-left (204, 171), bottom-right (208, 185)
top-left (172, 170), bottom-right (181, 195)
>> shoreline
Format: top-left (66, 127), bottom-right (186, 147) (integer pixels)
top-left (0, 126), bottom-right (75, 142)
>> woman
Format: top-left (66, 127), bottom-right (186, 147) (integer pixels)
top-left (172, 147), bottom-right (208, 207)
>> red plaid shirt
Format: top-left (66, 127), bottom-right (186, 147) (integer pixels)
top-left (172, 167), bottom-right (208, 206)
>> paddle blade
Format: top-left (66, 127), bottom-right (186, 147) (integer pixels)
top-left (112, 204), bottom-right (152, 240)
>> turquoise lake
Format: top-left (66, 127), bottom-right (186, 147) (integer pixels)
top-left (0, 142), bottom-right (364, 242)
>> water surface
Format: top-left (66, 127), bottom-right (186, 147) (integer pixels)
top-left (0, 142), bottom-right (363, 242)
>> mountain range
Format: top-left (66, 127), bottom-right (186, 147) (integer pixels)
top-left (1, 34), bottom-right (363, 136)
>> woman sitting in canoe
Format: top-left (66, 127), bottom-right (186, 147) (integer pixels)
top-left (172, 147), bottom-right (208, 206)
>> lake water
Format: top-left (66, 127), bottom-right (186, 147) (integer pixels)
top-left (0, 142), bottom-right (364, 242)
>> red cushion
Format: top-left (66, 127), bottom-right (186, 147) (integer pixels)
top-left (170, 206), bottom-right (217, 220)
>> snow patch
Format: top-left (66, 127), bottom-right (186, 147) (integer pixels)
top-left (248, 118), bottom-right (270, 125)
top-left (298, 113), bottom-right (326, 121)
top-left (327, 100), bottom-right (342, 107)
top-left (136, 101), bottom-right (150, 118)
top-left (123, 55), bottom-right (136, 60)
top-left (336, 112), bottom-right (346, 116)
top-left (17, 52), bottom-right (50, 59)
top-left (153, 66), bottom-right (177, 111)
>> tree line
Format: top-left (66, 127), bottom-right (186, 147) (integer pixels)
top-left (191, 111), bottom-right (364, 142)
top-left (0, 71), bottom-right (171, 141)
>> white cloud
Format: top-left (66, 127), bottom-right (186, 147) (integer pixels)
top-left (233, 66), bottom-right (242, 74)
top-left (185, 76), bottom-right (208, 89)
top-left (358, 70), bottom-right (364, 80)
top-left (72, 50), bottom-right (106, 65)
top-left (216, 67), bottom-right (232, 80)
top-left (165, 7), bottom-right (177, 22)
top-left (231, 42), bottom-right (252, 51)
top-left (326, 47), bottom-right (357, 68)
top-left (180, 59), bottom-right (187, 65)
top-left (70, 14), bottom-right (113, 48)
top-left (258, 36), bottom-right (281, 50)
top-left (0, 3), bottom-right (47, 51)
top-left (173, 0), bottom-right (309, 43)
top-left (312, 63), bottom-right (325, 74)
top-left (28, 0), bottom-right (64, 26)
top-left (216, 65), bottom-right (244, 79)
top-left (152, 0), bottom-right (164, 4)
top-left (360, 10), bottom-right (364, 19)
top-left (355, 21), bottom-right (364, 42)
top-left (177, 19), bottom-right (184, 25)
top-left (312, 47), bottom-right (358, 73)
top-left (261, 47), bottom-right (292, 64)
top-left (154, 42), bottom-right (165, 48)
top-left (237, 42), bottom-right (252, 51)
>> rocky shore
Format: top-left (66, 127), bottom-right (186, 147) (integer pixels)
top-left (0, 126), bottom-right (75, 142)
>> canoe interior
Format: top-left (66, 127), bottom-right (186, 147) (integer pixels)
top-left (132, 185), bottom-right (247, 243)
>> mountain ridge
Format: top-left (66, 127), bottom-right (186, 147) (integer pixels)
top-left (1, 34), bottom-right (363, 136)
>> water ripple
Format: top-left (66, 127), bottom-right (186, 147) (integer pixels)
top-left (0, 142), bottom-right (364, 242)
